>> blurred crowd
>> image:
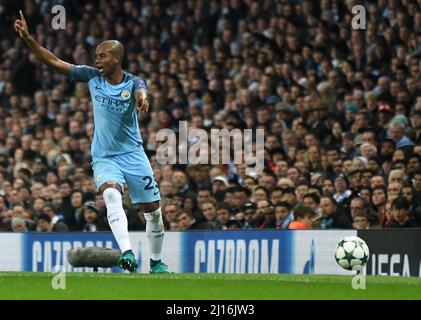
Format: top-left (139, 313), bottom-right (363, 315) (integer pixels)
top-left (0, 0), bottom-right (420, 233)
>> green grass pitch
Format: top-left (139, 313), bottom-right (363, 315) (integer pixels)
top-left (0, 272), bottom-right (420, 300)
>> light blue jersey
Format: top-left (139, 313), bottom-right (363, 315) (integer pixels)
top-left (71, 65), bottom-right (160, 204)
top-left (71, 65), bottom-right (147, 158)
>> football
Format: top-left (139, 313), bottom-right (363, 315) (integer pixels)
top-left (335, 236), bottom-right (370, 271)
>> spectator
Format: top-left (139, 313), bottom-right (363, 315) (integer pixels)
top-left (371, 175), bottom-right (387, 189)
top-left (361, 169), bottom-right (375, 188)
top-left (352, 213), bottom-right (370, 230)
top-left (322, 178), bottom-right (335, 196)
top-left (232, 207), bottom-right (253, 230)
top-left (225, 219), bottom-right (243, 230)
top-left (303, 193), bottom-right (321, 217)
top-left (211, 176), bottom-right (228, 195)
top-left (388, 169), bottom-right (407, 185)
top-left (380, 201), bottom-right (395, 229)
top-left (389, 122), bottom-right (415, 157)
top-left (36, 213), bottom-right (51, 232)
top-left (176, 210), bottom-right (194, 231)
top-left (280, 187), bottom-right (298, 208)
top-left (319, 195), bottom-right (352, 229)
top-left (0, 194), bottom-right (8, 216)
top-left (215, 202), bottom-right (232, 229)
top-left (0, 210), bottom-right (13, 231)
top-left (401, 184), bottom-right (415, 205)
top-left (350, 197), bottom-right (379, 227)
top-left (239, 202), bottom-right (256, 229)
top-left (407, 154), bottom-right (421, 176)
top-left (288, 206), bottom-right (316, 230)
top-left (232, 187), bottom-right (251, 210)
top-left (252, 186), bottom-right (269, 202)
top-left (270, 187), bottom-right (284, 205)
top-left (67, 189), bottom-right (86, 231)
top-left (254, 199), bottom-right (275, 229)
top-left (11, 216), bottom-right (28, 232)
top-left (387, 182), bottom-right (403, 202)
top-left (411, 170), bottom-right (421, 201)
top-left (388, 196), bottom-right (421, 228)
top-left (176, 209), bottom-right (213, 231)
top-left (274, 201), bottom-right (294, 229)
top-left (128, 207), bottom-right (146, 231)
top-left (243, 175), bottom-right (257, 191)
top-left (357, 187), bottom-right (372, 206)
top-left (333, 174), bottom-right (352, 205)
top-left (162, 201), bottom-right (179, 229)
top-left (200, 199), bottom-right (221, 229)
top-left (295, 183), bottom-right (309, 203)
top-left (42, 203), bottom-right (68, 232)
top-left (82, 201), bottom-right (108, 232)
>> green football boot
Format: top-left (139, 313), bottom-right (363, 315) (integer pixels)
top-left (118, 250), bottom-right (138, 273)
top-left (149, 259), bottom-right (174, 274)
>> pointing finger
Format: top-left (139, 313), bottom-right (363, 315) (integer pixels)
top-left (19, 10), bottom-right (26, 22)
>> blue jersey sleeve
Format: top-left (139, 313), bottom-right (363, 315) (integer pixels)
top-left (133, 77), bottom-right (148, 93)
top-left (71, 65), bottom-right (99, 82)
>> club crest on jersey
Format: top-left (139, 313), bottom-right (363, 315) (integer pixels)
top-left (121, 89), bottom-right (131, 100)
top-left (96, 175), bottom-right (103, 182)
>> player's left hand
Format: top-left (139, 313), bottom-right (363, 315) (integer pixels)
top-left (14, 10), bottom-right (30, 40)
top-left (135, 91), bottom-right (149, 112)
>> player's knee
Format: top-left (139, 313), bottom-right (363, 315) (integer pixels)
top-left (100, 183), bottom-right (122, 204)
top-left (141, 201), bottom-right (160, 213)
top-left (103, 188), bottom-right (123, 207)
top-left (99, 181), bottom-right (122, 195)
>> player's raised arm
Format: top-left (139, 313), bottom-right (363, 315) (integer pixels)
top-left (14, 10), bottom-right (71, 76)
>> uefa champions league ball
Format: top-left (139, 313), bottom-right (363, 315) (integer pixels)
top-left (335, 236), bottom-right (369, 271)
